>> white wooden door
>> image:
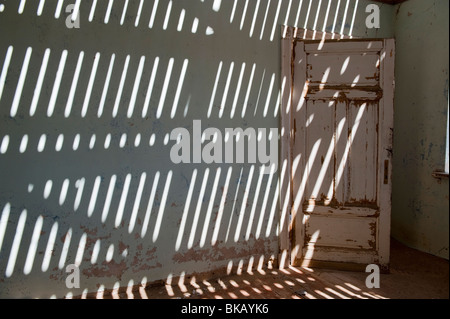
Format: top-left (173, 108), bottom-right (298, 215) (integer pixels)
top-left (290, 39), bottom-right (395, 272)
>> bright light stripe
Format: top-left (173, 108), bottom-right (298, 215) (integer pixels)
top-left (115, 174), bottom-right (132, 228)
top-left (105, 244), bottom-right (114, 262)
top-left (191, 17), bottom-right (199, 33)
top-left (240, 0), bottom-right (249, 30)
top-left (104, 134), bottom-right (111, 149)
top-left (340, 0), bottom-right (350, 36)
top-left (128, 172), bottom-right (147, 234)
top-left (119, 133), bottom-right (127, 148)
top-left (326, 118), bottom-right (345, 200)
top-left (47, 50), bottom-right (68, 117)
top-left (234, 165), bottom-right (255, 242)
top-left (58, 228), bottom-right (72, 269)
top-left (11, 47), bottom-right (32, 117)
top-left (282, 0), bottom-right (293, 38)
top-left (230, 63), bottom-right (246, 119)
top-left (30, 49), bottom-right (51, 117)
top-left (65, 51), bottom-right (84, 118)
top-left (255, 163), bottom-right (276, 239)
top-left (312, 0), bottom-right (322, 38)
top-left (0, 46), bottom-right (13, 104)
top-left (59, 179), bottom-right (70, 205)
top-left (74, 233), bottom-right (87, 266)
top-left (37, 134), bottom-right (47, 153)
top-left (177, 9), bottom-right (185, 31)
top-left (329, 104), bottom-right (366, 198)
top-left (89, 0), bottom-right (97, 22)
top-left (303, 0), bottom-right (313, 31)
top-left (273, 76), bottom-right (286, 118)
top-left (149, 0), bottom-right (159, 28)
top-left (23, 215), bottom-right (43, 275)
top-left (104, 0), bottom-right (114, 24)
top-left (141, 172), bottom-right (160, 238)
top-left (73, 177), bottom-right (85, 211)
top-left (331, 0), bottom-right (341, 37)
top-left (163, 1), bottom-right (172, 30)
top-left (41, 222), bottom-right (58, 272)
top-left (81, 52), bottom-right (100, 118)
top-left (0, 135), bottom-right (9, 154)
top-left (156, 58), bottom-right (174, 119)
top-left (98, 54), bottom-right (115, 118)
top-left (19, 134), bottom-right (29, 153)
top-left (262, 73), bottom-right (275, 117)
top-left (349, 0), bottom-right (359, 38)
top-left (102, 175), bottom-right (117, 223)
top-left (199, 168), bottom-right (221, 247)
top-left (72, 0), bottom-right (81, 22)
top-left (252, 69), bottom-right (266, 116)
top-left (294, 0), bottom-right (303, 27)
top-left (120, 0), bottom-right (129, 25)
top-left (152, 171), bottom-right (172, 242)
top-left (112, 55), bottom-right (130, 118)
top-left (37, 0), bottom-right (45, 16)
top-left (249, 0), bottom-right (260, 37)
top-left (73, 134), bottom-right (80, 151)
top-left (88, 176), bottom-right (102, 217)
top-left (0, 203), bottom-right (11, 253)
top-left (135, 0), bottom-right (144, 27)
top-left (5, 210), bottom-right (27, 277)
top-left (43, 180), bottom-right (53, 200)
top-left (270, 0), bottom-right (282, 41)
top-left (171, 59), bottom-right (188, 118)
top-left (89, 134), bottom-right (96, 149)
top-left (266, 171), bottom-right (281, 237)
top-left (293, 139), bottom-right (322, 213)
top-left (322, 0), bottom-right (332, 32)
top-left (212, 0), bottom-right (221, 12)
top-left (311, 133), bottom-right (337, 200)
top-left (188, 169), bottom-right (210, 249)
top-left (142, 56), bottom-right (159, 118)
top-left (207, 61), bottom-right (223, 118)
top-left (245, 165), bottom-right (265, 240)
top-left (18, 0), bottom-right (26, 14)
top-left (241, 63), bottom-right (256, 118)
top-left (230, 0), bottom-right (238, 23)
top-left (259, 0), bottom-right (270, 40)
top-left (91, 239), bottom-right (100, 264)
top-left (127, 56), bottom-right (146, 118)
top-left (219, 62), bottom-right (234, 118)
top-left (225, 168), bottom-right (244, 242)
top-left (175, 169), bottom-right (197, 251)
top-left (55, 0), bottom-right (64, 18)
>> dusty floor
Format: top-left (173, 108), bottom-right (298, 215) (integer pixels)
top-left (79, 239), bottom-right (449, 299)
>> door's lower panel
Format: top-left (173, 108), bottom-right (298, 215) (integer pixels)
top-left (295, 205), bottom-right (382, 271)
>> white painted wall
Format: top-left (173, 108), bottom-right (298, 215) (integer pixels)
top-left (0, 0), bottom-right (393, 298)
top-left (392, 0), bottom-right (449, 260)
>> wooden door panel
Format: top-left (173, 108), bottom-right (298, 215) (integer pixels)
top-left (347, 102), bottom-right (378, 206)
top-left (291, 39), bottom-right (395, 271)
top-left (304, 214), bottom-right (377, 250)
top-left (304, 100), bottom-right (335, 204)
top-left (307, 53), bottom-right (380, 86)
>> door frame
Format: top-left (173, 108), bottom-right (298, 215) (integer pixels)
top-left (279, 26), bottom-right (395, 270)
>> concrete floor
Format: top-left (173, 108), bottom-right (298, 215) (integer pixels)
top-left (78, 239), bottom-right (449, 299)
